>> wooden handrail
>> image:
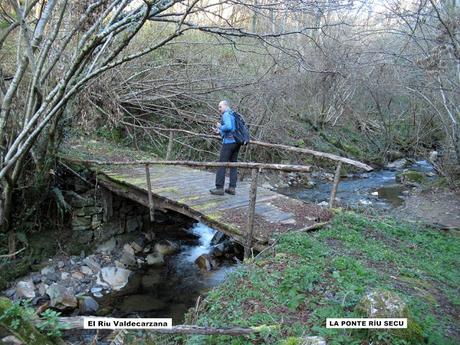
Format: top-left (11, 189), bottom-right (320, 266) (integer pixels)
top-left (145, 164), bottom-right (155, 221)
top-left (140, 126), bottom-right (373, 171)
top-left (59, 157), bottom-right (312, 173)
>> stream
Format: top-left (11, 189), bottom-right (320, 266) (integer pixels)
top-left (277, 160), bottom-right (436, 209)
top-left (98, 223), bottom-right (237, 320)
top-left (66, 223), bottom-right (240, 344)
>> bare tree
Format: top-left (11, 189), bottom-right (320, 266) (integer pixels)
top-left (1, 0), bottom-right (333, 254)
top-left (384, 0), bottom-right (459, 173)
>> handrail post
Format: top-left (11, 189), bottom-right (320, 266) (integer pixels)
top-left (165, 131), bottom-right (174, 160)
top-left (245, 168), bottom-right (260, 259)
top-left (145, 163), bottom-right (155, 221)
top-left (329, 161), bottom-right (342, 208)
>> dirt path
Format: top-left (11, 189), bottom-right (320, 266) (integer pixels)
top-left (393, 188), bottom-right (460, 230)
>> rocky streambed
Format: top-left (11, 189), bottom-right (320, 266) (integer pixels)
top-left (1, 164), bottom-right (248, 344)
top-left (274, 159), bottom-right (438, 210)
top-left (2, 219), bottom-right (242, 343)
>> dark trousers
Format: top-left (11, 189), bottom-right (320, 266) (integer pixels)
top-left (216, 143), bottom-right (241, 188)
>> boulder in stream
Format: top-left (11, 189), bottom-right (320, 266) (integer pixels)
top-left (146, 252), bottom-right (164, 266)
top-left (90, 286), bottom-right (103, 298)
top-left (40, 265), bottom-right (55, 275)
top-left (210, 231), bottom-right (226, 245)
top-left (78, 296), bottom-right (99, 314)
top-left (210, 243), bottom-right (225, 257)
top-left (154, 240), bottom-right (179, 255)
top-left (119, 252), bottom-right (137, 268)
top-left (71, 271), bottom-right (85, 280)
top-left (30, 273), bottom-right (41, 284)
top-left (123, 243), bottom-right (135, 256)
top-left (15, 280), bottom-right (36, 299)
top-left (195, 254), bottom-right (217, 271)
top-left (80, 265), bottom-right (93, 275)
top-left (83, 256), bottom-right (101, 273)
top-left (46, 283), bottom-right (78, 310)
top-left (99, 267), bottom-right (132, 291)
top-left (130, 238), bottom-right (145, 253)
top-left (386, 158), bottom-right (411, 170)
top-left (37, 283), bottom-right (47, 296)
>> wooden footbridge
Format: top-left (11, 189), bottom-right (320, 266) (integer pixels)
top-left (62, 130), bottom-right (372, 255)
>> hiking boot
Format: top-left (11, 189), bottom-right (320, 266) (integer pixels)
top-left (225, 187), bottom-right (236, 195)
top-left (209, 188), bottom-right (224, 195)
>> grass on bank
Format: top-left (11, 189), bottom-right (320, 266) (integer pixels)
top-left (180, 211), bottom-right (460, 345)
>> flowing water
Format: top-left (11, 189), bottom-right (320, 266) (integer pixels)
top-left (67, 223), bottom-right (239, 344)
top-left (98, 223), bottom-right (237, 323)
top-left (277, 160), bottom-right (436, 209)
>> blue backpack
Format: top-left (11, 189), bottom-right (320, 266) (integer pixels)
top-left (232, 111), bottom-right (250, 145)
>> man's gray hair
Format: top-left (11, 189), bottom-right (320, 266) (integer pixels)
top-left (219, 100), bottom-right (230, 107)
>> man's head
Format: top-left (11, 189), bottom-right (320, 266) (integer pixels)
top-left (218, 100), bottom-right (230, 114)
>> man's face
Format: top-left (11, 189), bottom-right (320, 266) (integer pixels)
top-left (218, 102), bottom-right (226, 114)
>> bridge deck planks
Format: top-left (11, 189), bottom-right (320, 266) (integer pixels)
top-left (95, 164), bottom-right (332, 248)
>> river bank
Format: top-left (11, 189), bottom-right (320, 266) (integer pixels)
top-left (271, 158), bottom-right (460, 230)
top-left (2, 210), bottom-right (459, 345)
top-left (273, 159), bottom-right (435, 209)
top-left (1, 217), bottom-right (242, 344)
top-left (175, 211), bottom-right (460, 345)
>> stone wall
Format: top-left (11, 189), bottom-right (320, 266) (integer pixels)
top-left (64, 179), bottom-right (150, 246)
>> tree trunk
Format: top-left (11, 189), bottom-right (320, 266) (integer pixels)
top-left (0, 177), bottom-right (15, 254)
top-left (454, 124), bottom-right (460, 165)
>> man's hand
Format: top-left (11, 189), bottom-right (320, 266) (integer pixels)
top-left (214, 122), bottom-right (221, 134)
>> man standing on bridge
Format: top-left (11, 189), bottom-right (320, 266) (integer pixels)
top-left (209, 100), bottom-right (241, 196)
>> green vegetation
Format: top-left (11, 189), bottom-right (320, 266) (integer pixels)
top-left (36, 309), bottom-right (69, 338)
top-left (59, 136), bottom-right (160, 163)
top-left (96, 125), bottom-right (129, 145)
top-left (0, 229), bottom-right (61, 290)
top-left (0, 297), bottom-right (69, 344)
top-left (186, 211), bottom-right (460, 344)
top-left (396, 170), bottom-right (426, 185)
